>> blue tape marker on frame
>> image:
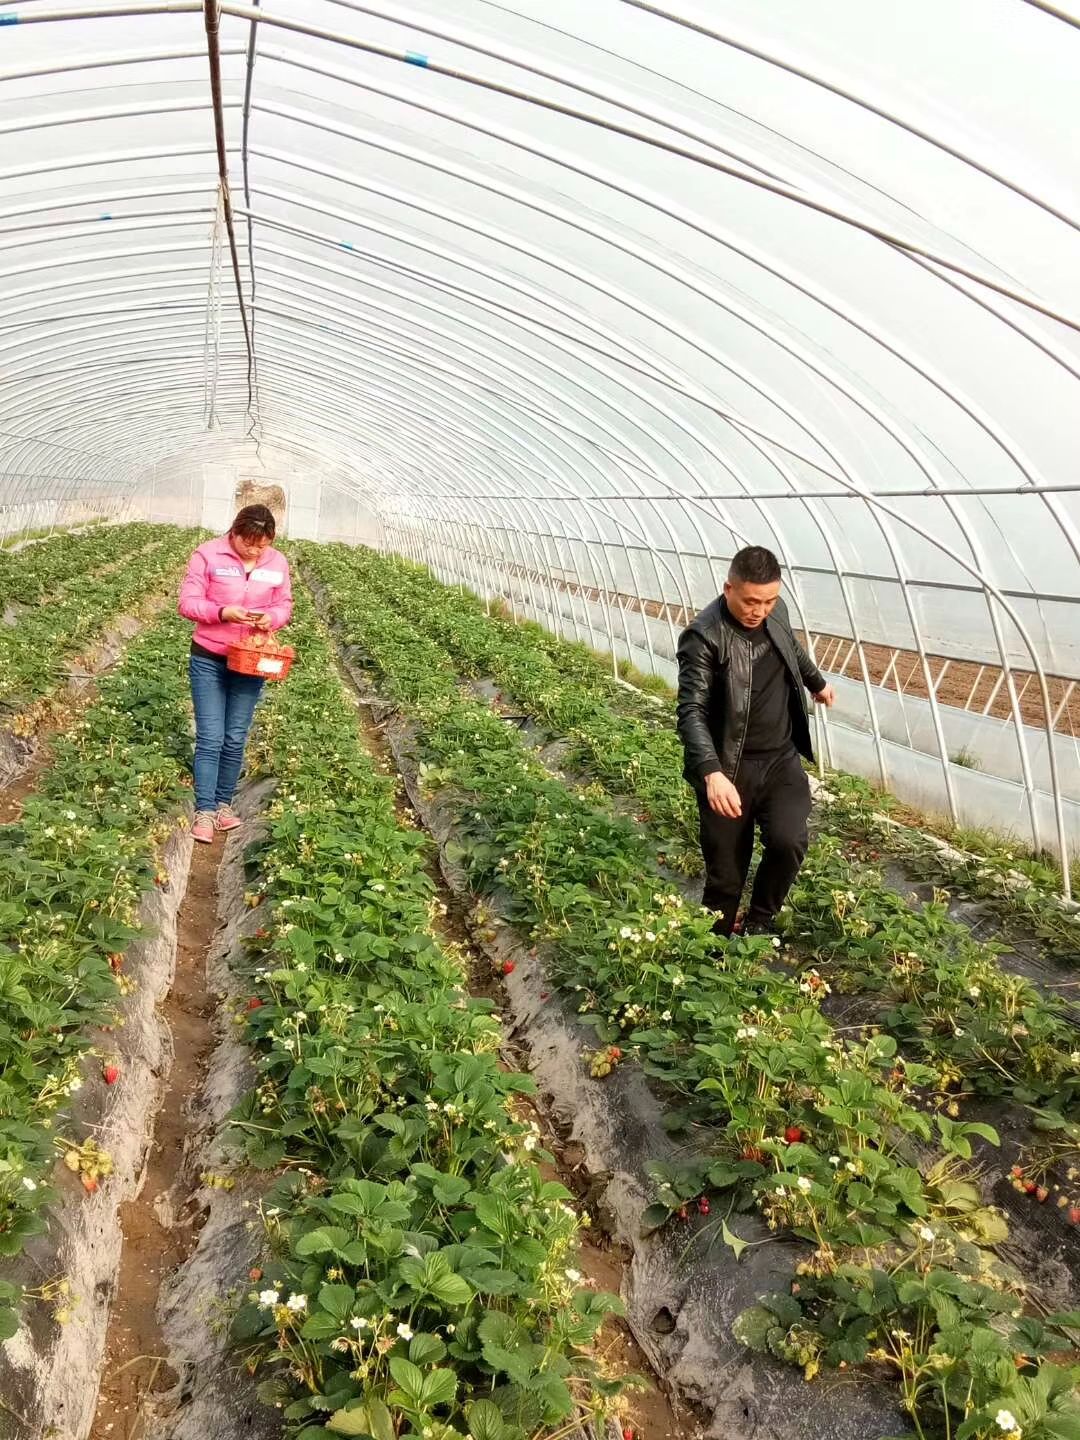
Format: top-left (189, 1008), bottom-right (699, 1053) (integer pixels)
top-left (404, 50), bottom-right (429, 67)
top-left (0, 14), bottom-right (20, 23)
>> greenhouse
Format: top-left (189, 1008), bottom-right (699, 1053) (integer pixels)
top-left (1, 1), bottom-right (1079, 1438)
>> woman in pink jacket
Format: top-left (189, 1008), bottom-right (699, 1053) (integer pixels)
top-left (178, 505), bottom-right (293, 843)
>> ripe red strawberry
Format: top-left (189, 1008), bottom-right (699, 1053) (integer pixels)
top-left (102, 1064), bottom-right (120, 1086)
top-left (742, 1145), bottom-right (765, 1164)
top-left (784, 1125), bottom-right (804, 1144)
top-left (698, 1197), bottom-right (710, 1216)
top-left (246, 996), bottom-right (263, 1011)
top-left (501, 961), bottom-right (515, 975)
top-left (622, 1428), bottom-right (634, 1440)
top-left (539, 991), bottom-right (550, 1000)
top-left (1024, 1181), bottom-right (1038, 1195)
top-left (81, 1174), bottom-right (98, 1194)
top-left (609, 1046), bottom-right (622, 1059)
top-left (1036, 1186), bottom-right (1050, 1203)
top-left (1068, 1207), bottom-right (1080, 1225)
top-left (1011, 1165), bottom-right (1024, 1179)
top-left (108, 953), bottom-right (124, 973)
top-left (249, 1267), bottom-right (263, 1282)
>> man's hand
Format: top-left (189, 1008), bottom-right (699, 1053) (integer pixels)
top-left (813, 683), bottom-right (836, 708)
top-left (704, 770), bottom-right (742, 818)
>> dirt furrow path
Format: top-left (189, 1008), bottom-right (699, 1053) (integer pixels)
top-left (89, 841), bottom-right (221, 1440)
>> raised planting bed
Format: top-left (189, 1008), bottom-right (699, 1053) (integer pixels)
top-left (0, 522), bottom-right (162, 609)
top-left (0, 524), bottom-right (199, 785)
top-left (814, 771), bottom-right (1080, 959)
top-left (0, 609), bottom-right (199, 1436)
top-left (316, 548), bottom-right (1080, 1197)
top-left (345, 545), bottom-right (1079, 961)
top-left (298, 543), bottom-right (1080, 1440)
top-left (143, 588), bottom-right (637, 1440)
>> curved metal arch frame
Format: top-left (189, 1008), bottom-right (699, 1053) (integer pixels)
top-left (233, 192), bottom-right (832, 743)
top-left (233, 63), bottom-right (1070, 839)
top-left (2, 0), bottom-right (1077, 881)
top-left (220, 80), bottom-right (1067, 837)
top-left (3, 304), bottom-right (669, 666)
top-left (0, 210), bottom-right (1065, 835)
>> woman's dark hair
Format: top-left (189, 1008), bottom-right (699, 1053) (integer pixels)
top-left (230, 504), bottom-right (276, 542)
top-left (728, 545), bottom-right (781, 585)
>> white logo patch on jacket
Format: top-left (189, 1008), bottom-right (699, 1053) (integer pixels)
top-left (250, 566), bottom-right (284, 585)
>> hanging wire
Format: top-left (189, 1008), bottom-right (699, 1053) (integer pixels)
top-left (241, 0), bottom-right (263, 453)
top-left (202, 183), bottom-right (226, 429)
top-left (203, 0), bottom-right (261, 433)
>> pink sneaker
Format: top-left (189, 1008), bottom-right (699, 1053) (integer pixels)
top-left (192, 810), bottom-right (215, 843)
top-left (215, 803), bottom-right (242, 833)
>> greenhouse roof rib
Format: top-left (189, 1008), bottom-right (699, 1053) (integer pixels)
top-left (2, 0), bottom-right (1079, 869)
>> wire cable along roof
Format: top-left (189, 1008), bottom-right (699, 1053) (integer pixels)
top-left (1, 0), bottom-right (1079, 878)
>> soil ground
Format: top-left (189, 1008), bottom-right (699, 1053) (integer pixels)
top-left (0, 749), bottom-right (51, 824)
top-left (89, 840), bottom-right (221, 1440)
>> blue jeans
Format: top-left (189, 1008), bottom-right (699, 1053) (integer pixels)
top-left (189, 653), bottom-right (265, 812)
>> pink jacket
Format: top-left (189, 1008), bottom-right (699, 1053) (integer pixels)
top-left (178, 536), bottom-right (293, 656)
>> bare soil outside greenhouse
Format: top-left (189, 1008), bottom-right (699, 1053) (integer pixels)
top-left (528, 576), bottom-right (1080, 735)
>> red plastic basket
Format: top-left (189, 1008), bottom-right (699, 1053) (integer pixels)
top-left (226, 629), bottom-right (295, 681)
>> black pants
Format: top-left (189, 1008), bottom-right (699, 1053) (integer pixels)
top-left (694, 749), bottom-right (811, 936)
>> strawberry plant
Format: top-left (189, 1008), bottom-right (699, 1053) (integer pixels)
top-left (819, 770), bottom-right (1080, 957)
top-left (0, 604), bottom-right (194, 1335)
top-left (331, 548), bottom-right (1080, 1126)
top-left (217, 590), bottom-right (629, 1435)
top-left (297, 544), bottom-right (1080, 1440)
top-left (0, 524), bottom-right (196, 716)
top-left (0, 522), bottom-right (163, 608)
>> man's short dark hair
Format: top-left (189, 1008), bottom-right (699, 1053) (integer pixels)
top-left (728, 545), bottom-right (781, 585)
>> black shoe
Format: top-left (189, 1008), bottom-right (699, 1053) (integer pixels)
top-left (742, 913), bottom-right (775, 937)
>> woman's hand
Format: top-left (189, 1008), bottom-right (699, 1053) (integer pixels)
top-left (249, 611), bottom-right (273, 631)
top-left (221, 605), bottom-right (259, 624)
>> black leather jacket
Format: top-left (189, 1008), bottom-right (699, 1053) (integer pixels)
top-left (675, 596), bottom-right (825, 784)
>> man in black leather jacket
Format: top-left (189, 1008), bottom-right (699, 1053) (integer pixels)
top-left (676, 545), bottom-right (835, 936)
